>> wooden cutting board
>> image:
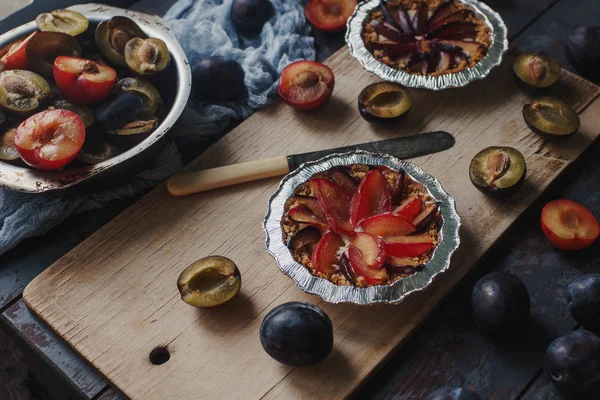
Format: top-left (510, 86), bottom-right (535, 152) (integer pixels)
top-left (24, 48), bottom-right (600, 400)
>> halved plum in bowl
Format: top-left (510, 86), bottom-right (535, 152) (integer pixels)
top-left (14, 109), bottom-right (85, 170)
top-left (53, 56), bottom-right (116, 105)
top-left (278, 60), bottom-right (334, 111)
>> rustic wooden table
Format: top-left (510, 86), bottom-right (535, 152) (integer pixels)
top-left (0, 1), bottom-right (598, 399)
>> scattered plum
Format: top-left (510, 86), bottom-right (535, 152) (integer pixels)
top-left (523, 97), bottom-right (580, 137)
top-left (565, 26), bottom-right (600, 81)
top-left (278, 60), bottom-right (334, 111)
top-left (513, 52), bottom-right (560, 91)
top-left (305, 0), bottom-right (357, 33)
top-left (469, 147), bottom-right (526, 194)
top-left (471, 272), bottom-right (530, 334)
top-left (231, 0), bottom-right (274, 35)
top-left (260, 302), bottom-right (333, 366)
top-left (541, 199), bottom-right (599, 250)
top-left (0, 70), bottom-right (50, 113)
top-left (14, 109), bottom-right (85, 170)
top-left (358, 82), bottom-right (412, 123)
top-left (124, 38), bottom-right (170, 76)
top-left (193, 56), bottom-right (246, 102)
top-left (36, 9), bottom-right (89, 36)
top-left (544, 330), bottom-right (600, 395)
top-left (426, 387), bottom-right (482, 400)
top-left (177, 256), bottom-right (241, 308)
top-left (568, 274), bottom-right (600, 334)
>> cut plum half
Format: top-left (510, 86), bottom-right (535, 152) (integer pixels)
top-left (350, 169), bottom-right (392, 226)
top-left (311, 231), bottom-right (345, 274)
top-left (358, 213), bottom-right (415, 237)
top-left (393, 194), bottom-right (423, 221)
top-left (541, 199), bottom-right (599, 250)
top-left (289, 204), bottom-right (328, 230)
top-left (53, 56), bottom-right (116, 105)
top-left (315, 178), bottom-right (354, 234)
top-left (383, 235), bottom-right (435, 258)
top-left (0, 31), bottom-right (37, 70)
top-left (346, 245), bottom-right (387, 285)
top-left (278, 60), bottom-right (334, 111)
top-left (351, 232), bottom-right (386, 269)
top-left (305, 0), bottom-right (357, 33)
top-left (14, 109), bottom-right (85, 170)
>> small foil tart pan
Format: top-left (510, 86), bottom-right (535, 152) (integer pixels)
top-left (345, 0), bottom-right (509, 90)
top-left (263, 151), bottom-right (461, 305)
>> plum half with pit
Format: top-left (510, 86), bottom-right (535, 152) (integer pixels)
top-left (469, 146), bottom-right (526, 195)
top-left (124, 38), bottom-right (170, 76)
top-left (260, 301), bottom-right (333, 366)
top-left (568, 274), bottom-right (600, 335)
top-left (565, 26), bottom-right (600, 81)
top-left (426, 387), bottom-right (482, 400)
top-left (278, 60), bottom-right (334, 111)
top-left (471, 272), bottom-right (530, 334)
top-left (541, 199), bottom-right (599, 250)
top-left (523, 97), bottom-right (580, 137)
top-left (193, 56), bottom-right (246, 102)
top-left (358, 82), bottom-right (412, 123)
top-left (544, 330), bottom-right (600, 395)
top-left (0, 70), bottom-right (50, 113)
top-left (95, 16), bottom-right (147, 67)
top-left (0, 127), bottom-right (20, 163)
top-left (177, 256), bottom-right (241, 308)
top-left (513, 52), bottom-right (560, 91)
top-left (231, 0), bottom-right (274, 35)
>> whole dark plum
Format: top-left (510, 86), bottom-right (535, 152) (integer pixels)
top-left (96, 91), bottom-right (143, 129)
top-left (231, 0), bottom-right (274, 35)
top-left (568, 274), bottom-right (600, 334)
top-left (192, 56), bottom-right (246, 102)
top-left (471, 272), bottom-right (530, 334)
top-left (565, 26), bottom-right (600, 81)
top-left (544, 330), bottom-right (600, 394)
top-left (260, 301), bottom-right (333, 367)
top-left (426, 387), bottom-right (482, 400)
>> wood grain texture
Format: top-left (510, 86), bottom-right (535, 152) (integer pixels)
top-left (22, 47), bottom-right (600, 400)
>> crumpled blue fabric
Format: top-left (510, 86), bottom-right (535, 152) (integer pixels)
top-left (0, 0), bottom-right (315, 255)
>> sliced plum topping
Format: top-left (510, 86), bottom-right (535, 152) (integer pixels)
top-left (428, 2), bottom-right (460, 29)
top-left (351, 232), bottom-right (386, 268)
top-left (370, 20), bottom-right (414, 44)
top-left (411, 4), bottom-right (428, 34)
top-left (288, 226), bottom-right (322, 252)
top-left (383, 235), bottom-right (435, 258)
top-left (316, 178), bottom-right (354, 233)
top-left (350, 169), bottom-right (392, 226)
top-left (358, 213), bottom-right (415, 237)
top-left (311, 169), bottom-right (358, 194)
top-left (347, 245), bottom-right (387, 285)
top-left (393, 194), bottom-right (423, 221)
top-left (337, 253), bottom-right (355, 285)
top-left (434, 40), bottom-right (483, 58)
top-left (311, 231), bottom-right (344, 274)
top-left (294, 195), bottom-right (326, 220)
top-left (429, 10), bottom-right (474, 30)
top-left (289, 204), bottom-right (328, 230)
top-left (432, 22), bottom-right (478, 40)
top-left (413, 202), bottom-right (439, 232)
top-left (391, 169), bottom-right (405, 205)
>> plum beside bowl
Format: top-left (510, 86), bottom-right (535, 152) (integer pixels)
top-left (345, 0), bottom-right (508, 90)
top-left (263, 151), bottom-right (461, 305)
top-left (0, 3), bottom-right (191, 193)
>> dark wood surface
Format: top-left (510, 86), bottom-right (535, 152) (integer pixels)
top-left (0, 0), bottom-right (598, 399)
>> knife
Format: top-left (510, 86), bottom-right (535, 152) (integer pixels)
top-left (167, 131), bottom-right (454, 196)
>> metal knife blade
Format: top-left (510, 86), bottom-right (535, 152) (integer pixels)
top-left (286, 131), bottom-right (455, 171)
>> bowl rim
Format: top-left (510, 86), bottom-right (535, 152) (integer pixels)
top-left (345, 0), bottom-right (509, 90)
top-left (0, 3), bottom-right (191, 193)
top-left (263, 151), bottom-right (461, 305)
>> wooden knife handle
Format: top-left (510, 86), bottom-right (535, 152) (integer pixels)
top-left (167, 156), bottom-right (291, 196)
